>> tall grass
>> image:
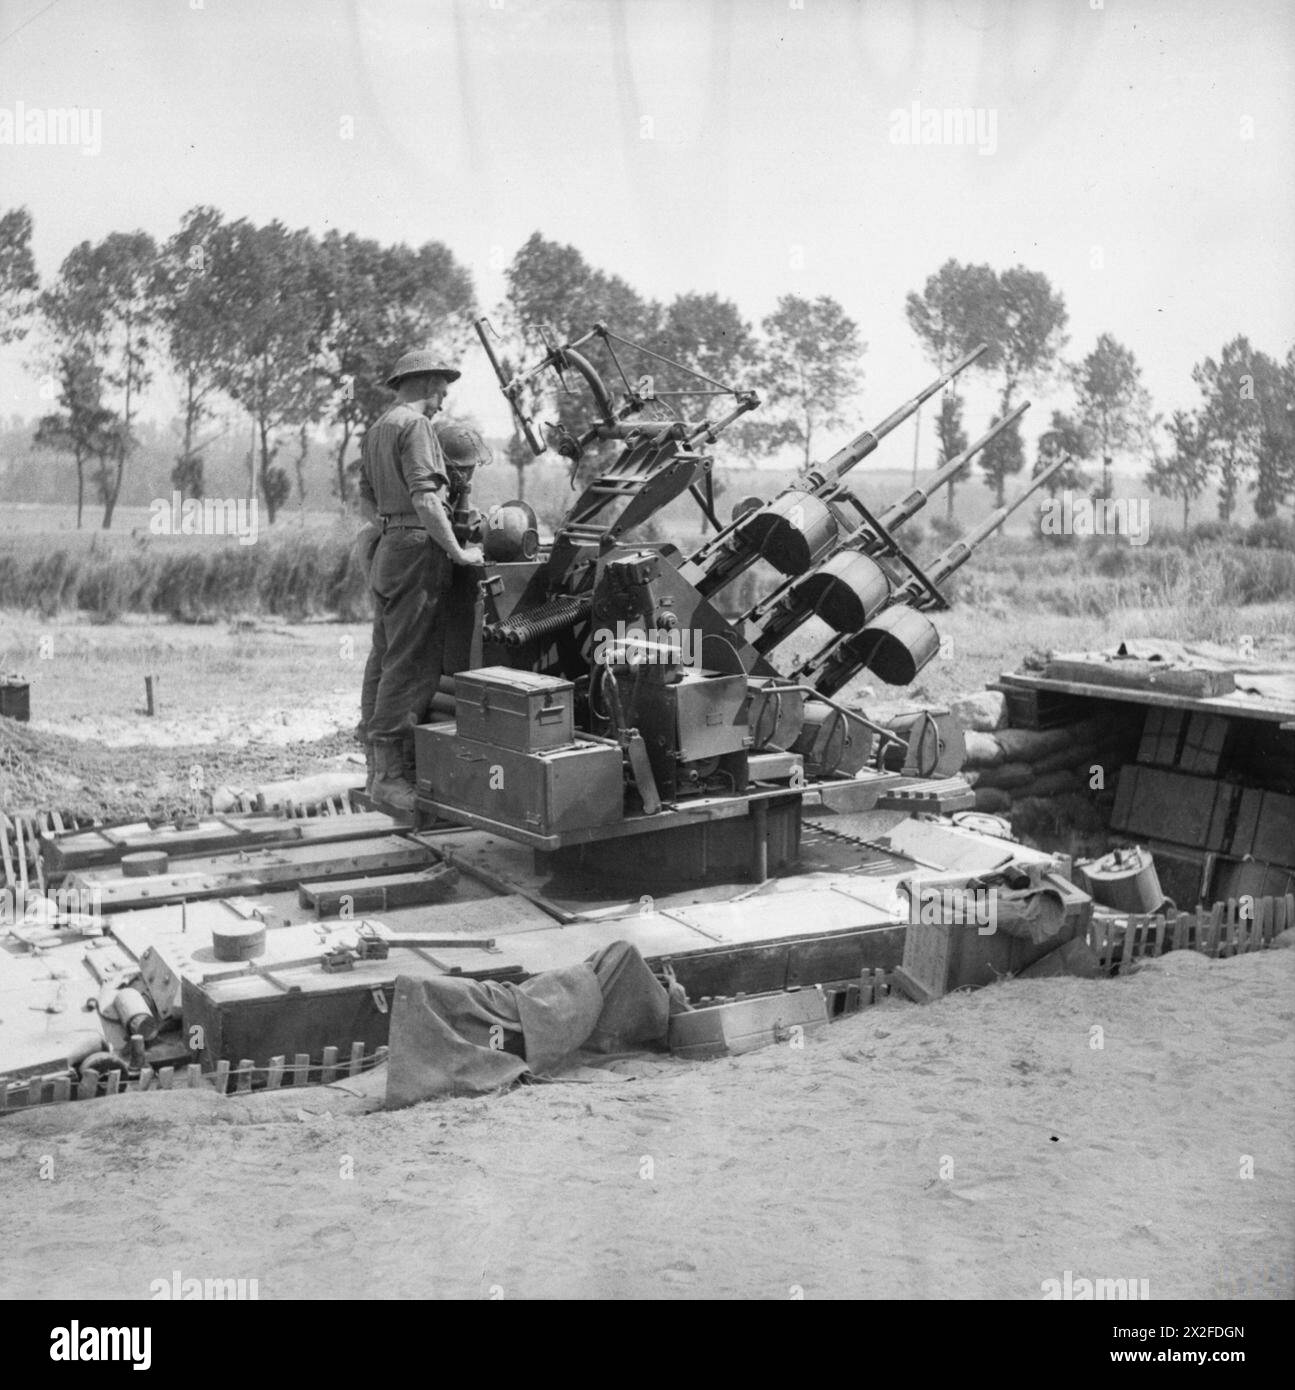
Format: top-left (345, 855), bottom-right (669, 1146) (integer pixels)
top-left (0, 530), bottom-right (372, 622)
top-left (1, 525), bottom-right (1291, 631)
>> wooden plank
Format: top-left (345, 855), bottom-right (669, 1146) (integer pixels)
top-left (321, 1046), bottom-right (339, 1083)
top-left (1239, 900), bottom-right (1257, 955)
top-left (266, 1056), bottom-right (286, 1090)
top-left (105, 1070), bottom-right (121, 1096)
top-left (348, 1042), bottom-right (364, 1076)
top-left (293, 1052), bottom-right (310, 1086)
top-left (1207, 903), bottom-right (1224, 957)
top-left (235, 1059), bottom-right (253, 1093)
top-left (139, 1066), bottom-right (154, 1092)
top-left (76, 1075), bottom-right (97, 1101)
top-left (27, 1076), bottom-right (44, 1107)
top-left (1089, 915), bottom-right (1106, 970)
top-left (27, 816), bottom-right (45, 896)
top-left (52, 1076), bottom-right (71, 1104)
top-left (994, 669), bottom-right (1290, 724)
top-left (1256, 896), bottom-right (1273, 951)
top-left (214, 1060), bottom-right (230, 1095)
top-left (1273, 895), bottom-right (1288, 942)
top-left (13, 814), bottom-right (28, 894)
top-left (1152, 917), bottom-right (1166, 957)
top-left (1226, 899), bottom-right (1239, 956)
top-left (158, 1066), bottom-right (175, 1090)
top-left (375, 1045), bottom-right (389, 1065)
top-left (0, 813), bottom-right (15, 890)
top-left (186, 1063), bottom-right (202, 1089)
top-left (1121, 915), bottom-right (1138, 972)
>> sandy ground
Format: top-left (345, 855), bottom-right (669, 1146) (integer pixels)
top-left (1, 940), bottom-right (1291, 1301)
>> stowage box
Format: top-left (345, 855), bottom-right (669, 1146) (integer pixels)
top-left (416, 724), bottom-right (623, 837)
top-left (667, 987), bottom-right (829, 1059)
top-left (453, 666), bottom-right (575, 753)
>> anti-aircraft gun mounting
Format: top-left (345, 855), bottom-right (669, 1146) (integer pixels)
top-left (415, 318), bottom-right (1066, 886)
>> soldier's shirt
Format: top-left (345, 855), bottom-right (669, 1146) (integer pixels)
top-left (358, 404), bottom-right (450, 515)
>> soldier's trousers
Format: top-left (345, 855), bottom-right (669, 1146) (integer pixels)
top-left (361, 530), bottom-right (453, 747)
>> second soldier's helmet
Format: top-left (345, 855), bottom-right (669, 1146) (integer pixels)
top-left (433, 422), bottom-right (493, 474)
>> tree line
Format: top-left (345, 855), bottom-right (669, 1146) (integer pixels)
top-left (906, 258), bottom-right (1294, 527)
top-left (0, 207), bottom-right (476, 526)
top-left (0, 209), bottom-right (1290, 530)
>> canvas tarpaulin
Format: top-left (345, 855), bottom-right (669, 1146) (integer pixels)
top-left (385, 940), bottom-right (672, 1107)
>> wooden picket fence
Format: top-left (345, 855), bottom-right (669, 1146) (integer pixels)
top-left (0, 1041), bottom-right (388, 1115)
top-left (822, 968), bottom-right (894, 1017)
top-left (1088, 893), bottom-right (1294, 974)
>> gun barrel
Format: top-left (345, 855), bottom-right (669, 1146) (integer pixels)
top-left (926, 453), bottom-right (1070, 585)
top-left (878, 401), bottom-right (1031, 530)
top-left (815, 343), bottom-right (987, 487)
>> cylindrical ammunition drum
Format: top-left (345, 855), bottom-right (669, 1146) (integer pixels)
top-left (744, 678), bottom-right (806, 751)
top-left (845, 606), bottom-right (941, 686)
top-left (111, 987), bottom-right (159, 1041)
top-left (1075, 846), bottom-right (1168, 914)
top-left (793, 551), bottom-right (892, 633)
top-left (742, 492), bottom-right (840, 575)
top-left (793, 701), bottom-right (874, 777)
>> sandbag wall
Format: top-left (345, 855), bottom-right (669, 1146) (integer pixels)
top-left (952, 691), bottom-right (1141, 843)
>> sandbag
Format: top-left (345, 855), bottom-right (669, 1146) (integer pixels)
top-left (1031, 741), bottom-right (1101, 777)
top-left (992, 726), bottom-right (1076, 762)
top-left (963, 730), bottom-right (1005, 768)
top-left (1018, 769), bottom-right (1082, 798)
top-left (973, 760), bottom-right (1034, 791)
top-left (951, 690), bottom-right (1008, 733)
top-left (973, 785), bottom-right (1013, 813)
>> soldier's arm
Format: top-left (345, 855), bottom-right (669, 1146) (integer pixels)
top-left (351, 442), bottom-right (380, 572)
top-left (403, 420), bottom-right (482, 565)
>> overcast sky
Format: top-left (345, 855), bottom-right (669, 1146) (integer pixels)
top-left (1, 0), bottom-right (1291, 470)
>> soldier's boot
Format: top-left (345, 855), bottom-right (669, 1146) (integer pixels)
top-left (354, 722), bottom-right (375, 796)
top-left (400, 734), bottom-right (418, 788)
top-left (370, 741), bottom-right (416, 814)
top-left (363, 741), bottom-right (376, 796)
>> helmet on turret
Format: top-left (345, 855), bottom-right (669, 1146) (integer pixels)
top-left (483, 500), bottom-right (540, 561)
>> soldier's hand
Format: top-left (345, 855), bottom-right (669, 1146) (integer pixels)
top-left (455, 544), bottom-right (485, 566)
top-left (353, 522), bottom-right (380, 576)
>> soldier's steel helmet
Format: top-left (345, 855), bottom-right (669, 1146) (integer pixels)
top-left (483, 500), bottom-right (540, 561)
top-left (433, 422), bottom-right (493, 470)
top-left (386, 349), bottom-right (462, 387)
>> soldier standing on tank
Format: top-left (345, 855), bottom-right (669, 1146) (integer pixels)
top-left (354, 350), bottom-right (484, 812)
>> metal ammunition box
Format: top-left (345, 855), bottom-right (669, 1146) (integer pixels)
top-left (416, 724), bottom-right (623, 835)
top-left (453, 666), bottom-right (575, 752)
top-left (630, 670), bottom-right (750, 763)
